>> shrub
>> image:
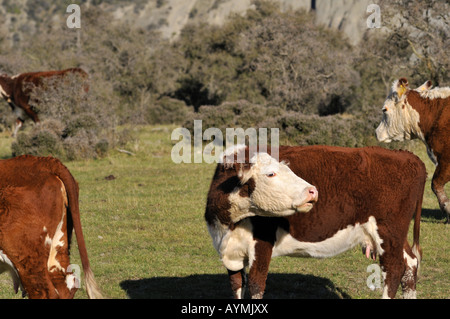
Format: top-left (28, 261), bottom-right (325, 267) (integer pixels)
top-left (11, 72), bottom-right (117, 160)
top-left (146, 96), bottom-right (193, 125)
top-left (160, 3), bottom-right (359, 115)
top-left (12, 124), bottom-right (64, 158)
top-left (183, 100), bottom-right (376, 148)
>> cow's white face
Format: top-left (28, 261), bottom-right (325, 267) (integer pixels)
top-left (236, 152), bottom-right (318, 217)
top-left (376, 78), bottom-right (423, 143)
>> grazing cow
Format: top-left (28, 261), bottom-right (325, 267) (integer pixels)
top-left (0, 155), bottom-right (102, 299)
top-left (376, 78), bottom-right (450, 223)
top-left (0, 68), bottom-right (89, 136)
top-left (205, 145), bottom-right (426, 299)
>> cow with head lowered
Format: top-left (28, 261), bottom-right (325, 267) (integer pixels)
top-left (0, 68), bottom-right (89, 136)
top-left (205, 145), bottom-right (426, 299)
top-left (376, 78), bottom-right (450, 223)
top-left (0, 155), bottom-right (102, 299)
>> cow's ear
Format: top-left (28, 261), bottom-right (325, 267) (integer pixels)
top-left (396, 77), bottom-right (409, 98)
top-left (236, 162), bottom-right (253, 185)
top-left (416, 80), bottom-right (432, 92)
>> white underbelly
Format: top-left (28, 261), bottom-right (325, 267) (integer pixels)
top-left (272, 217), bottom-right (384, 258)
top-left (211, 216), bottom-right (384, 272)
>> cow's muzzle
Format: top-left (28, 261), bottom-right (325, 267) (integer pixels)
top-left (295, 186), bottom-right (318, 213)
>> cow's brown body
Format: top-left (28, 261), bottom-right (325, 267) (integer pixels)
top-left (0, 68), bottom-right (89, 136)
top-left (0, 155), bottom-right (102, 299)
top-left (407, 89), bottom-right (449, 222)
top-left (376, 78), bottom-right (450, 222)
top-left (206, 145), bottom-right (426, 299)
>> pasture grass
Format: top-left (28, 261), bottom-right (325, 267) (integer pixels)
top-left (0, 125), bottom-right (448, 299)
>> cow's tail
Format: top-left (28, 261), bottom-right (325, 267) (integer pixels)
top-left (412, 199), bottom-right (422, 274)
top-left (411, 169), bottom-right (425, 275)
top-left (52, 158), bottom-right (103, 299)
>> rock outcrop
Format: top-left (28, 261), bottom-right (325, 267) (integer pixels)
top-left (1, 0), bottom-right (373, 47)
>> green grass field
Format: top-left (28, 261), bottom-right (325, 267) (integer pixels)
top-left (0, 125), bottom-right (448, 299)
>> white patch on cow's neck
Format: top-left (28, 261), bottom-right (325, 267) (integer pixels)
top-left (210, 219), bottom-right (256, 272)
top-left (207, 219), bottom-right (231, 254)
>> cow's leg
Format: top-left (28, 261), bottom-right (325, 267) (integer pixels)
top-left (47, 179), bottom-right (78, 299)
top-left (21, 102), bottom-right (40, 124)
top-left (431, 163), bottom-right (450, 223)
top-left (47, 235), bottom-right (77, 299)
top-left (400, 242), bottom-right (419, 299)
top-left (228, 268), bottom-right (247, 299)
top-left (1, 232), bottom-right (60, 298)
top-left (247, 240), bottom-right (273, 299)
top-left (379, 244), bottom-right (405, 299)
top-left (12, 118), bottom-right (23, 137)
top-left (48, 267), bottom-right (77, 299)
top-left (15, 263), bottom-right (60, 299)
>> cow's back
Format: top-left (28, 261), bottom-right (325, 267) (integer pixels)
top-left (276, 145), bottom-right (426, 242)
top-left (12, 68), bottom-right (88, 96)
top-left (0, 155), bottom-right (61, 187)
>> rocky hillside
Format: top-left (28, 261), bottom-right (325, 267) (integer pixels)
top-left (104, 0), bottom-right (372, 44)
top-left (1, 0), bottom-right (372, 46)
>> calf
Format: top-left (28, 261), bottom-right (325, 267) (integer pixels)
top-left (0, 155), bottom-right (102, 299)
top-left (376, 78), bottom-right (450, 222)
top-left (0, 68), bottom-right (89, 136)
top-left (205, 145), bottom-right (426, 299)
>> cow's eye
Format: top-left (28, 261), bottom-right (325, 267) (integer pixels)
top-left (267, 172), bottom-right (276, 177)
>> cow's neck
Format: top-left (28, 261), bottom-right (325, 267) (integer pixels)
top-left (406, 90), bottom-right (446, 144)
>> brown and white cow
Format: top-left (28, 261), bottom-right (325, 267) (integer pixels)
top-left (0, 155), bottom-right (102, 299)
top-left (376, 78), bottom-right (450, 223)
top-left (205, 145), bottom-right (426, 299)
top-left (0, 68), bottom-right (89, 136)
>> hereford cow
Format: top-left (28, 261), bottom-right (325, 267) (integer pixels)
top-left (376, 78), bottom-right (450, 223)
top-left (0, 155), bottom-right (102, 299)
top-left (205, 145), bottom-right (426, 299)
top-left (0, 68), bottom-right (89, 136)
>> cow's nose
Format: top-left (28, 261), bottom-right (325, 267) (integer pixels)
top-left (308, 187), bottom-right (318, 202)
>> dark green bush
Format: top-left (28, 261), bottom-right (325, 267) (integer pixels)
top-left (63, 113), bottom-right (100, 138)
top-left (11, 73), bottom-right (117, 160)
top-left (12, 128), bottom-right (64, 158)
top-left (183, 101), bottom-right (378, 148)
top-left (146, 97), bottom-right (193, 125)
top-left (3, 0), bottom-right (447, 155)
